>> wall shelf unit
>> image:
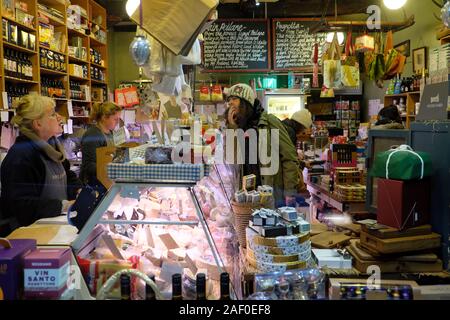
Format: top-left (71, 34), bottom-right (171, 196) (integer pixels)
top-left (0, 0), bottom-right (108, 122)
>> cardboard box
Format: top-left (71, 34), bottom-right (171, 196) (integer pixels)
top-left (23, 247), bottom-right (71, 299)
top-left (377, 178), bottom-right (431, 230)
top-left (0, 239), bottom-right (37, 300)
top-left (312, 249), bottom-right (352, 269)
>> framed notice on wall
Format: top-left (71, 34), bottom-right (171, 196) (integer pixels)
top-left (202, 19), bottom-right (271, 72)
top-left (272, 18), bottom-right (327, 71)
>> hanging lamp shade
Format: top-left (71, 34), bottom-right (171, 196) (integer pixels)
top-left (383, 0), bottom-right (407, 10)
top-left (129, 35), bottom-right (150, 67)
top-left (128, 1), bottom-right (150, 67)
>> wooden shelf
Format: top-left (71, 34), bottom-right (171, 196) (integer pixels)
top-left (40, 67), bottom-right (67, 76)
top-left (385, 91), bottom-right (420, 97)
top-left (0, 0), bottom-right (107, 126)
top-left (69, 56), bottom-right (89, 64)
top-left (38, 10), bottom-right (66, 27)
top-left (69, 74), bottom-right (90, 82)
top-left (39, 46), bottom-right (67, 56)
top-left (3, 42), bottom-right (37, 55)
top-left (4, 76), bottom-right (38, 84)
top-left (91, 79), bottom-right (107, 85)
top-left (2, 15), bottom-right (36, 33)
top-left (70, 99), bottom-right (91, 103)
top-left (68, 28), bottom-right (87, 38)
top-left (91, 62), bottom-right (107, 69)
top-left (90, 21), bottom-right (106, 32)
top-left (384, 91), bottom-right (421, 129)
top-left (89, 36), bottom-right (106, 46)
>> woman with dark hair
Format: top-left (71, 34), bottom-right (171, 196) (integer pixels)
top-left (372, 105), bottom-right (404, 129)
top-left (224, 83), bottom-right (305, 208)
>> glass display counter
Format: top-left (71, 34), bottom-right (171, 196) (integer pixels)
top-left (71, 163), bottom-right (240, 300)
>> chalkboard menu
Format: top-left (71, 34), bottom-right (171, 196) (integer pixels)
top-left (273, 18), bottom-right (327, 71)
top-left (202, 19), bottom-right (271, 72)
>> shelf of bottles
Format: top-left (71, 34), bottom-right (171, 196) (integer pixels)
top-left (0, 0), bottom-right (108, 111)
top-left (119, 271), bottom-right (233, 300)
top-left (69, 80), bottom-right (87, 101)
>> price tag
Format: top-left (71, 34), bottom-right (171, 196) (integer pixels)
top-left (67, 100), bottom-right (74, 117)
top-left (2, 92), bottom-right (8, 110)
top-left (1, 111), bottom-right (9, 122)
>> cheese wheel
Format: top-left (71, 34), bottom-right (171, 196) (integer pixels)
top-left (246, 227), bottom-right (310, 247)
top-left (249, 241), bottom-right (311, 256)
top-left (247, 247), bottom-right (311, 263)
top-left (246, 254), bottom-right (309, 273)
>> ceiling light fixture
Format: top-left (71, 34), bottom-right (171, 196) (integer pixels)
top-left (383, 0), bottom-right (407, 10)
top-left (126, 0), bottom-right (140, 17)
top-left (326, 32), bottom-right (345, 45)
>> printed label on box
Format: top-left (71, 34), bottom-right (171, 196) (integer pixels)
top-left (24, 261), bottom-right (70, 290)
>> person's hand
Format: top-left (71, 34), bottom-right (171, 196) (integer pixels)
top-left (61, 200), bottom-right (75, 214)
top-left (285, 196), bottom-right (297, 207)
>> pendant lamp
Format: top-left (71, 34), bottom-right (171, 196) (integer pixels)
top-left (383, 0), bottom-right (407, 10)
top-left (128, 1), bottom-right (150, 67)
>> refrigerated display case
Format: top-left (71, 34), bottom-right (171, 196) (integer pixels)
top-left (70, 163), bottom-right (241, 300)
top-left (262, 89), bottom-right (308, 121)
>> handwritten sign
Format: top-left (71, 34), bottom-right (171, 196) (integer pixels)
top-left (273, 19), bottom-right (327, 71)
top-left (202, 19), bottom-right (270, 72)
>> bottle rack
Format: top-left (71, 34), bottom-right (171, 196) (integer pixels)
top-left (0, 0), bottom-right (108, 125)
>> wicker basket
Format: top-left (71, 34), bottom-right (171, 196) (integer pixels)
top-left (231, 200), bottom-right (263, 248)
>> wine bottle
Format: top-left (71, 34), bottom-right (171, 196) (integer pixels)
top-left (196, 273), bottom-right (206, 300)
top-left (171, 273), bottom-right (183, 300)
top-left (219, 272), bottom-right (231, 300)
top-left (120, 274), bottom-right (131, 300)
top-left (145, 274), bottom-right (156, 300)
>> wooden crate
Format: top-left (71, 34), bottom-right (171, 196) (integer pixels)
top-left (360, 231), bottom-right (441, 255)
top-left (361, 224), bottom-right (432, 239)
top-left (347, 240), bottom-right (443, 273)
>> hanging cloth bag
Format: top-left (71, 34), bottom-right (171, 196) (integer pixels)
top-left (341, 30), bottom-right (360, 87)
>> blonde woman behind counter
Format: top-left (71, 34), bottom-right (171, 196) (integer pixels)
top-left (80, 102), bottom-right (122, 185)
top-left (0, 94), bottom-right (82, 233)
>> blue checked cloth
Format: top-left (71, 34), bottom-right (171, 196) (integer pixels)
top-left (107, 163), bottom-right (210, 183)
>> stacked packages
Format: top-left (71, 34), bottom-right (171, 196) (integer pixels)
top-left (246, 207), bottom-right (312, 273)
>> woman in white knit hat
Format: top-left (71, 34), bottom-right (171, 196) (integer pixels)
top-left (224, 83), bottom-right (306, 208)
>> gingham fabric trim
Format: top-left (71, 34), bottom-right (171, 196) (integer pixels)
top-left (107, 163), bottom-right (210, 182)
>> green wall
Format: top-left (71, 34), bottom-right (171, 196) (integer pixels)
top-left (107, 31), bottom-right (141, 89)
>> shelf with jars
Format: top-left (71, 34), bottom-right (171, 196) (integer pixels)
top-left (0, 0), bottom-right (108, 113)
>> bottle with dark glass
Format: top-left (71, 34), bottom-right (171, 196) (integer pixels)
top-left (120, 274), bottom-right (131, 300)
top-left (171, 273), bottom-right (183, 300)
top-left (11, 50), bottom-right (18, 78)
top-left (4, 49), bottom-right (10, 77)
top-left (145, 274), bottom-right (156, 300)
top-left (196, 273), bottom-right (207, 300)
top-left (219, 272), bottom-right (231, 300)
